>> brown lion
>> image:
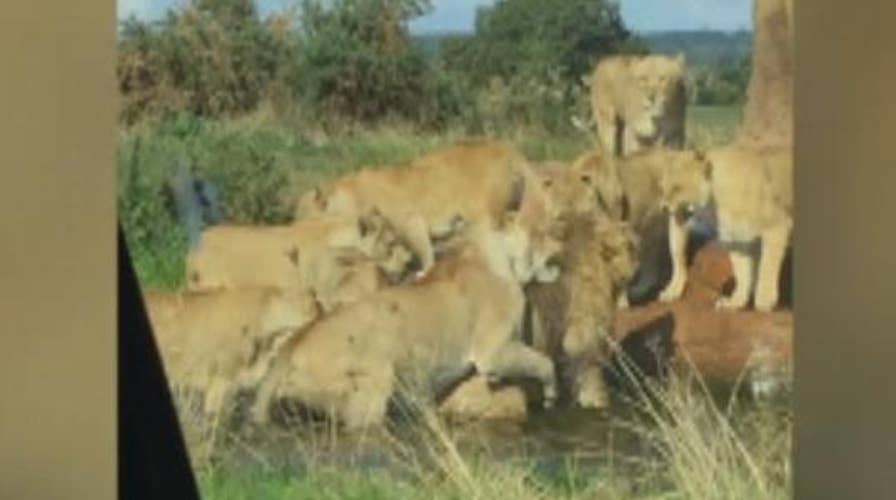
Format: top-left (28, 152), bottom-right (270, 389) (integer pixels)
top-left (590, 54), bottom-right (687, 157)
top-left (185, 208), bottom-right (416, 312)
top-left (658, 144), bottom-right (793, 311)
top-left (295, 139), bottom-right (559, 278)
top-left (249, 211), bottom-right (563, 431)
top-left (143, 287), bottom-right (322, 420)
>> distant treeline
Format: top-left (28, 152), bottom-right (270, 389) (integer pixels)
top-left (417, 28), bottom-right (753, 106)
top-left (116, 0), bottom-right (750, 128)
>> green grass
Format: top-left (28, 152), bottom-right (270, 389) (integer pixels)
top-left (120, 105), bottom-right (742, 292)
top-left (199, 468), bottom-right (420, 500)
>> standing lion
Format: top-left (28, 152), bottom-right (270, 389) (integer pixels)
top-left (590, 54), bottom-right (688, 157)
top-left (658, 145), bottom-right (793, 312)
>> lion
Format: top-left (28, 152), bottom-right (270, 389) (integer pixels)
top-left (143, 287), bottom-right (322, 420)
top-left (657, 144), bottom-right (793, 312)
top-left (185, 208), bottom-right (416, 312)
top-left (590, 54), bottom-right (687, 157)
top-left (527, 165), bottom-right (640, 409)
top-left (296, 139), bottom-right (559, 278)
top-left (249, 210), bottom-right (563, 431)
top-left (568, 148), bottom-right (716, 306)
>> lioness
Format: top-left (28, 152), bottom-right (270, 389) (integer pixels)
top-left (144, 287), bottom-right (322, 420)
top-left (250, 211), bottom-right (563, 430)
top-left (185, 208), bottom-right (416, 312)
top-left (296, 139), bottom-right (558, 277)
top-left (569, 148), bottom-right (716, 306)
top-left (529, 165), bottom-right (639, 408)
top-left (590, 54), bottom-right (687, 157)
top-left (658, 145), bottom-right (793, 311)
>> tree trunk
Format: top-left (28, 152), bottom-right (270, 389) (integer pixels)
top-left (737, 0), bottom-right (794, 152)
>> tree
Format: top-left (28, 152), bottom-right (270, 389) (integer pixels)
top-left (443, 0), bottom-right (646, 85)
top-left (117, 0), bottom-right (300, 122)
top-left (297, 0), bottom-right (461, 124)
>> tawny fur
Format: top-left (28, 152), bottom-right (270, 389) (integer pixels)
top-left (296, 139), bottom-right (559, 276)
top-left (657, 144), bottom-right (793, 311)
top-left (144, 287), bottom-right (321, 420)
top-left (590, 54), bottom-right (688, 157)
top-left (185, 209), bottom-right (415, 312)
top-left (527, 166), bottom-right (639, 409)
top-left (249, 213), bottom-right (563, 431)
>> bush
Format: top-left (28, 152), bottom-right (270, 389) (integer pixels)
top-left (295, 0), bottom-right (466, 128)
top-left (118, 112), bottom-right (300, 289)
top-left (463, 67), bottom-right (592, 137)
top-left (691, 54), bottom-right (751, 106)
top-left (117, 0), bottom-right (301, 124)
top-left (442, 0), bottom-right (647, 86)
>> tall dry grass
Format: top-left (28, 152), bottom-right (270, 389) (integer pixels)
top-left (162, 345), bottom-right (791, 499)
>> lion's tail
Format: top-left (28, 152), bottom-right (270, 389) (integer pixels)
top-left (166, 157), bottom-right (223, 248)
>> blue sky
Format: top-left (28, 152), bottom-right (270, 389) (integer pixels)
top-left (117, 0), bottom-right (752, 34)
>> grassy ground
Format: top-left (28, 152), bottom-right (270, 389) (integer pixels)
top-left (119, 105), bottom-right (742, 292)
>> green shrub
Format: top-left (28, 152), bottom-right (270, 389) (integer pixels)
top-left (442, 0), bottom-right (646, 86)
top-left (117, 0), bottom-right (301, 124)
top-left (295, 0), bottom-right (466, 128)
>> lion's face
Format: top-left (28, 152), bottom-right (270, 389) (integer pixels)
top-left (630, 54), bottom-right (686, 138)
top-left (570, 151), bottom-right (626, 219)
top-left (539, 164), bottom-right (598, 220)
top-left (355, 208), bottom-right (416, 282)
top-left (659, 150), bottom-right (712, 224)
